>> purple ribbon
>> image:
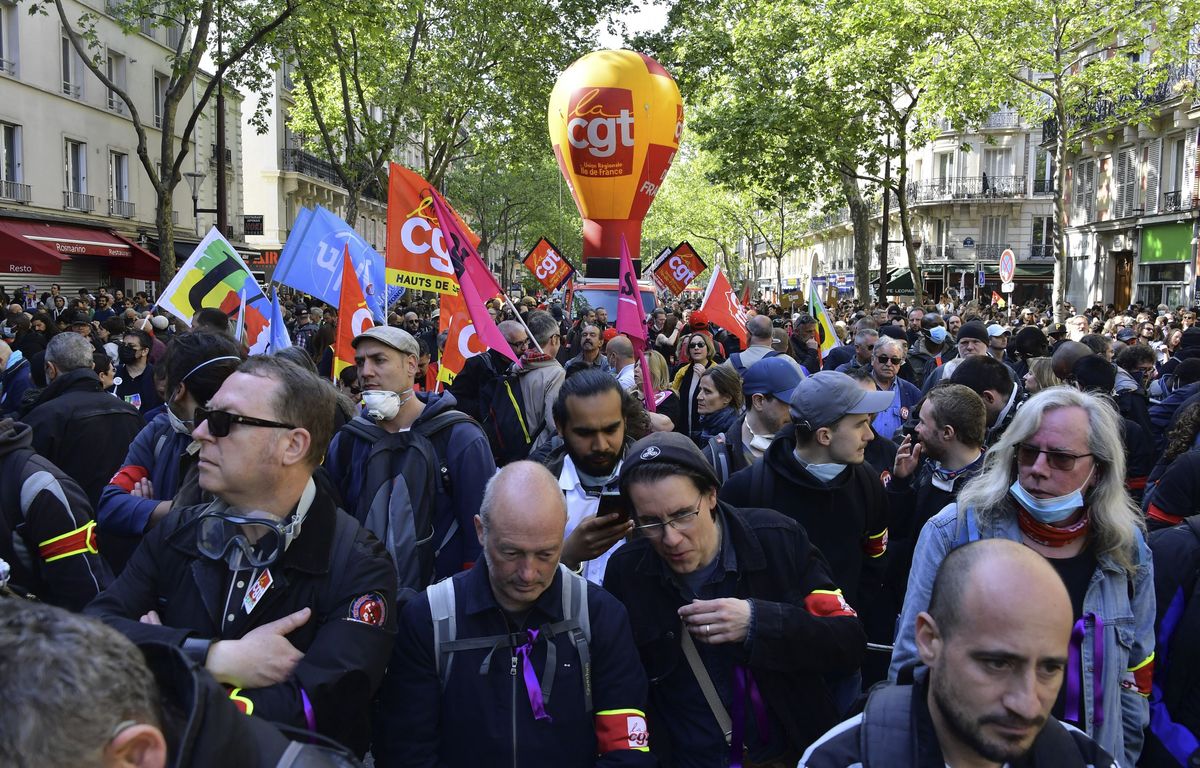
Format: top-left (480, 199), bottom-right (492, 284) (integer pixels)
top-left (729, 666), bottom-right (770, 768)
top-left (1065, 612), bottom-right (1104, 727)
top-left (515, 628), bottom-right (552, 722)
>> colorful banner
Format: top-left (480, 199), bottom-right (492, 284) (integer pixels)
top-left (698, 266), bottom-right (748, 346)
top-left (157, 227), bottom-right (270, 350)
top-left (333, 247), bottom-right (374, 380)
top-left (273, 205), bottom-right (386, 321)
top-left (653, 241), bottom-right (706, 296)
top-left (808, 281), bottom-right (841, 358)
top-left (385, 163), bottom-right (480, 295)
top-left (522, 237), bottom-right (575, 291)
top-left (436, 290), bottom-right (485, 387)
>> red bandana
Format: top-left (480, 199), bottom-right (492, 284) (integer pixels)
top-left (1017, 507), bottom-right (1091, 547)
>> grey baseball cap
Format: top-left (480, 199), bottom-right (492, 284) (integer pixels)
top-left (789, 371), bottom-right (896, 429)
top-left (352, 325), bottom-right (419, 356)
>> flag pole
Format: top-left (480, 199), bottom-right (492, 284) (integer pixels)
top-left (502, 293), bottom-right (545, 356)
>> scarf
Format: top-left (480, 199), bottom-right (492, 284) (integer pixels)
top-left (696, 406), bottom-right (738, 444)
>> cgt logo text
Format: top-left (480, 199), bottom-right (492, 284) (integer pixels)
top-left (567, 87), bottom-right (634, 177)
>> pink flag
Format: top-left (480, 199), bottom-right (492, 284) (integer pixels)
top-left (616, 235), bottom-right (656, 412)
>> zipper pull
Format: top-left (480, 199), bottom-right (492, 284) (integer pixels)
top-left (510, 655), bottom-right (518, 676)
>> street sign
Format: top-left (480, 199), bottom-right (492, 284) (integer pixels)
top-left (999, 248), bottom-right (1016, 284)
top-left (977, 269), bottom-right (985, 286)
top-left (963, 237), bottom-right (976, 248)
top-left (1001, 281), bottom-right (1016, 293)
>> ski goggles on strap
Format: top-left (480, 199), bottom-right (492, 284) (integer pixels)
top-left (196, 510), bottom-right (289, 569)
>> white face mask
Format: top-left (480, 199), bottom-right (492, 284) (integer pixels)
top-left (361, 390), bottom-right (405, 422)
top-left (748, 433), bottom-right (774, 452)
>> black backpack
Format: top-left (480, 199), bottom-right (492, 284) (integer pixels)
top-left (334, 410), bottom-right (475, 594)
top-left (479, 366), bottom-right (546, 466)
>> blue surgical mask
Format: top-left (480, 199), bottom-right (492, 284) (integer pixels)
top-left (1008, 468), bottom-right (1093, 524)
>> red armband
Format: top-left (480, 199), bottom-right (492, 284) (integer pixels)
top-left (805, 589), bottom-right (857, 618)
top-left (38, 520), bottom-right (99, 563)
top-left (595, 709), bottom-right (649, 753)
top-left (1125, 653), bottom-right (1154, 697)
top-left (109, 465), bottom-right (149, 492)
top-left (863, 528), bottom-right (888, 558)
top-left (226, 686), bottom-right (254, 715)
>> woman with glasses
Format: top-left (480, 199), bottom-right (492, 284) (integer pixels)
top-left (603, 432), bottom-right (866, 768)
top-left (672, 332), bottom-right (716, 440)
top-left (889, 387), bottom-right (1154, 767)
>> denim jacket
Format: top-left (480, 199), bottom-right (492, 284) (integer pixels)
top-left (889, 502), bottom-right (1155, 766)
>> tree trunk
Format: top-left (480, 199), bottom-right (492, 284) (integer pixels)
top-left (1053, 99), bottom-right (1070, 323)
top-left (895, 132), bottom-right (924, 306)
top-left (156, 190), bottom-right (174, 289)
top-left (840, 168), bottom-right (871, 305)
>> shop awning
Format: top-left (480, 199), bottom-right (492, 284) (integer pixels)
top-left (0, 218), bottom-right (160, 279)
top-left (886, 268), bottom-right (914, 290)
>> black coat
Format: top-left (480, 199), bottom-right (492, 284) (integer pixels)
top-left (84, 482), bottom-right (398, 757)
top-left (447, 348), bottom-right (508, 422)
top-left (603, 503), bottom-right (866, 763)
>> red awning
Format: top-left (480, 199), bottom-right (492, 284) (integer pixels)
top-left (0, 219), bottom-right (160, 280)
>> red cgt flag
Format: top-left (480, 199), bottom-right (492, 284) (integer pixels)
top-left (333, 246), bottom-right (374, 381)
top-left (437, 289), bottom-right (485, 388)
top-left (699, 266), bottom-right (748, 346)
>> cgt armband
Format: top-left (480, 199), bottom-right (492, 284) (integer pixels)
top-left (595, 709), bottom-right (650, 753)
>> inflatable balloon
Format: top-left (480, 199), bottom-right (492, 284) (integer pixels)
top-left (548, 50), bottom-right (683, 262)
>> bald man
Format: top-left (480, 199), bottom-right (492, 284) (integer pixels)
top-left (1052, 340), bottom-right (1093, 383)
top-left (447, 319), bottom-right (530, 420)
top-left (801, 539), bottom-right (1117, 767)
top-left (606, 334), bottom-right (637, 391)
top-left (375, 462), bottom-right (653, 767)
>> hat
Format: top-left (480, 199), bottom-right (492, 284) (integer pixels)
top-left (619, 432), bottom-right (719, 492)
top-left (956, 321), bottom-right (989, 344)
top-left (986, 323), bottom-right (1010, 338)
top-left (688, 310), bottom-right (709, 330)
top-left (788, 371), bottom-right (896, 429)
top-left (878, 325), bottom-right (906, 341)
top-left (1115, 328), bottom-right (1137, 342)
top-left (66, 310), bottom-right (91, 326)
top-left (431, 308), bottom-right (441, 319)
top-left (742, 357), bottom-right (803, 401)
top-left (929, 326), bottom-right (948, 344)
top-left (352, 325), bottom-right (419, 356)
top-left (1047, 322), bottom-right (1068, 337)
top-left (603, 327), bottom-right (620, 343)
top-left (150, 315), bottom-right (169, 331)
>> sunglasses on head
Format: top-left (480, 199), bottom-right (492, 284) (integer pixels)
top-left (1015, 443), bottom-right (1093, 471)
top-left (876, 355), bottom-right (903, 365)
top-left (194, 406), bottom-right (296, 438)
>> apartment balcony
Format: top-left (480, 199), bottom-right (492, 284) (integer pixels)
top-left (0, 180), bottom-right (31, 203)
top-left (907, 175), bottom-right (1027, 204)
top-left (1032, 178), bottom-right (1055, 195)
top-left (1029, 244), bottom-right (1055, 260)
top-left (108, 94), bottom-right (127, 115)
top-left (281, 148), bottom-right (341, 187)
top-left (0, 59), bottom-right (15, 75)
top-left (63, 190), bottom-right (95, 212)
top-left (108, 198), bottom-right (135, 219)
top-left (920, 244), bottom-right (959, 261)
top-left (1141, 58), bottom-right (1199, 107)
top-left (937, 110), bottom-right (1022, 133)
top-left (1163, 190), bottom-right (1198, 213)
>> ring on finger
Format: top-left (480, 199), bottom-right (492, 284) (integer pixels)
top-left (704, 624), bottom-right (710, 636)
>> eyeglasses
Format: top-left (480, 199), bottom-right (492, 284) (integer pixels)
top-left (876, 355), bottom-right (903, 365)
top-left (1015, 443), bottom-right (1094, 471)
top-left (194, 406), bottom-right (296, 438)
top-left (511, 338), bottom-right (530, 350)
top-left (633, 497), bottom-right (703, 538)
top-left (689, 341), bottom-right (707, 349)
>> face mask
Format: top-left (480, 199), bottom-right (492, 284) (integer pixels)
top-left (118, 346), bottom-right (139, 364)
top-left (361, 390), bottom-right (407, 422)
top-left (794, 449), bottom-right (847, 483)
top-left (1008, 467), bottom-right (1093, 524)
top-left (929, 326), bottom-right (948, 344)
top-left (748, 434), bottom-right (774, 452)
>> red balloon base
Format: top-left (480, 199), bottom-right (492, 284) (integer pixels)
top-left (582, 219), bottom-right (642, 265)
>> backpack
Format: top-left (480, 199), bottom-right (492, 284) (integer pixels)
top-left (334, 410), bottom-right (475, 593)
top-left (479, 366), bottom-right (547, 465)
top-left (426, 563), bottom-right (594, 712)
top-left (729, 349), bottom-right (780, 376)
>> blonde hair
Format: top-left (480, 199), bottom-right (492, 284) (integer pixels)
top-left (646, 349), bottom-right (670, 389)
top-left (956, 386), bottom-right (1144, 574)
top-left (1026, 357), bottom-right (1062, 390)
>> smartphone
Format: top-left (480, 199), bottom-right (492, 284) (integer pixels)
top-left (597, 492), bottom-right (630, 523)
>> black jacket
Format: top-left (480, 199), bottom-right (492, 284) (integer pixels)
top-left (603, 503), bottom-right (866, 764)
top-left (84, 481), bottom-right (397, 757)
top-left (719, 425), bottom-right (889, 614)
top-left (22, 368), bottom-right (142, 505)
top-left (447, 348), bottom-right (508, 422)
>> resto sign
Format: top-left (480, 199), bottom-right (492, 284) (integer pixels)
top-left (653, 241), bottom-right (706, 296)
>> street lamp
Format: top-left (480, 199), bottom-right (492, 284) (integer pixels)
top-left (183, 171), bottom-right (218, 237)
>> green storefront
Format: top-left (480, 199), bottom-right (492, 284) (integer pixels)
top-left (1138, 222), bottom-right (1194, 307)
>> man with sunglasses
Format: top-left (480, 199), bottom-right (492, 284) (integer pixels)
top-left (868, 338), bottom-right (922, 442)
top-left (86, 356), bottom-right (398, 758)
top-left (603, 432), bottom-right (866, 767)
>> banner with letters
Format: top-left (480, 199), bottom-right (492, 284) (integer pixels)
top-left (522, 238), bottom-right (575, 292)
top-left (385, 163), bottom-right (481, 295)
top-left (653, 241), bottom-right (706, 296)
top-left (273, 205), bottom-right (386, 321)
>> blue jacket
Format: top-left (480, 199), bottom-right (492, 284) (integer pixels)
top-left (373, 558), bottom-right (653, 768)
top-left (97, 412), bottom-right (194, 536)
top-left (890, 501), bottom-right (1154, 766)
top-left (0, 352), bottom-right (32, 416)
top-left (1150, 382), bottom-right (1200, 452)
top-left (324, 391), bottom-right (494, 580)
top-left (871, 376), bottom-right (922, 442)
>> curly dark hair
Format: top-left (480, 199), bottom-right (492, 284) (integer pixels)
top-left (1163, 401), bottom-right (1200, 465)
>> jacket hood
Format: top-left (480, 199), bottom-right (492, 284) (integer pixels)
top-left (37, 367), bottom-right (102, 404)
top-left (415, 390), bottom-right (462, 422)
top-left (761, 425), bottom-right (853, 490)
top-left (0, 417), bottom-right (33, 456)
top-left (1113, 367), bottom-right (1139, 394)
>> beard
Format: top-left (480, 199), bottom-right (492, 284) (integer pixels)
top-left (930, 669), bottom-right (1045, 765)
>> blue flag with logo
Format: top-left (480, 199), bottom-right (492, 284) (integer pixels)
top-left (273, 205), bottom-right (391, 321)
top-left (265, 286), bottom-right (292, 353)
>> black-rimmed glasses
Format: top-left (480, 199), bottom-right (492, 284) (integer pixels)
top-left (194, 406), bottom-right (296, 438)
top-left (633, 497), bottom-right (703, 538)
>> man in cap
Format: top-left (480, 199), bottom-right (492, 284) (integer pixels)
top-left (605, 432), bottom-right (866, 767)
top-left (921, 321), bottom-right (991, 392)
top-left (703, 356), bottom-right (801, 483)
top-left (834, 327), bottom-right (880, 374)
top-left (324, 325), bottom-right (496, 590)
top-left (800, 540), bottom-right (1118, 768)
top-left (986, 323), bottom-right (1012, 366)
top-left (720, 371), bottom-right (894, 661)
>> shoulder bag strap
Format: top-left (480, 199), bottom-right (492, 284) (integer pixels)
top-left (680, 622), bottom-right (732, 744)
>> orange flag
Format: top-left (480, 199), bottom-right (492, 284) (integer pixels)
top-left (699, 266), bottom-right (749, 346)
top-left (437, 289), bottom-right (485, 387)
top-left (333, 246), bottom-right (374, 381)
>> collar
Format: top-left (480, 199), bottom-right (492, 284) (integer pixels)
top-left (558, 454), bottom-right (624, 493)
top-left (458, 556), bottom-right (568, 623)
top-left (928, 452), bottom-right (984, 492)
top-left (992, 386), bottom-right (1019, 432)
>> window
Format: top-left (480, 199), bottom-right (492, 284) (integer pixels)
top-left (165, 22), bottom-right (182, 50)
top-left (1114, 147), bottom-right (1137, 219)
top-left (1032, 216), bottom-right (1054, 258)
top-left (139, 14), bottom-right (154, 38)
top-left (983, 148), bottom-right (1011, 179)
top-left (64, 139), bottom-right (90, 211)
top-left (1165, 136), bottom-right (1188, 211)
top-left (1137, 262), bottom-right (1187, 307)
top-left (1034, 147), bottom-right (1055, 194)
top-left (0, 122), bottom-right (18, 182)
top-left (108, 151), bottom-right (132, 217)
top-left (152, 72), bottom-right (168, 128)
top-left (980, 215), bottom-right (1009, 258)
top-left (61, 35), bottom-right (83, 97)
top-left (1144, 139), bottom-right (1161, 215)
top-left (106, 51), bottom-right (126, 113)
top-left (1073, 159), bottom-right (1096, 223)
top-left (936, 152), bottom-right (954, 181)
top-left (0, 1), bottom-right (17, 75)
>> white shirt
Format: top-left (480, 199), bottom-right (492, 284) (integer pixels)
top-left (615, 363), bottom-right (636, 391)
top-left (558, 454), bottom-right (625, 585)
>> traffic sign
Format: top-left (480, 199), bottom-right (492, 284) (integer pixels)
top-left (999, 248), bottom-right (1016, 284)
top-left (1001, 281), bottom-right (1016, 293)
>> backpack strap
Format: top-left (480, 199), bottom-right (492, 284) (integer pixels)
top-left (860, 683), bottom-right (915, 768)
top-left (707, 435), bottom-right (730, 484)
top-left (730, 353), bottom-right (743, 374)
top-left (428, 576), bottom-right (458, 685)
top-left (557, 563), bottom-right (593, 712)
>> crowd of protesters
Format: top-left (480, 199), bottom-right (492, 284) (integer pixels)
top-left (2, 278), bottom-right (1200, 768)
